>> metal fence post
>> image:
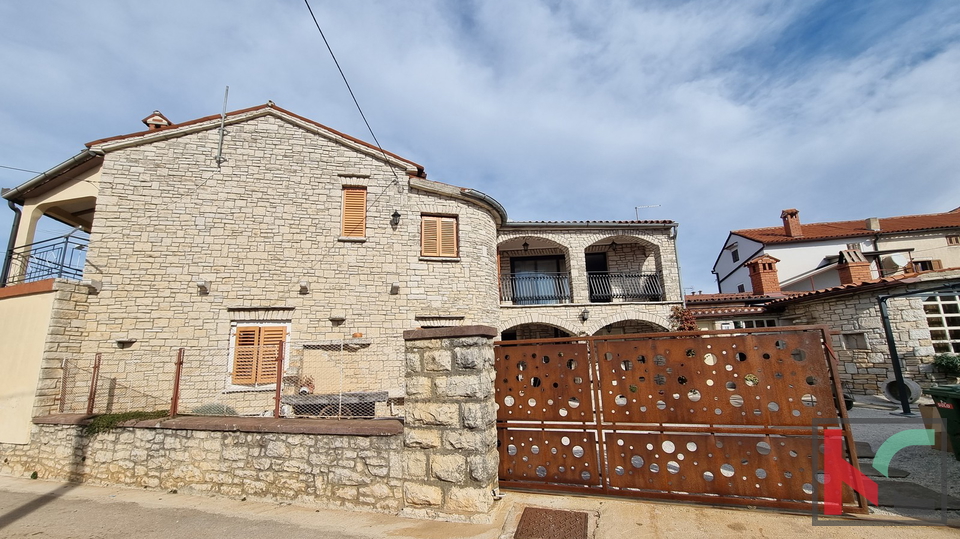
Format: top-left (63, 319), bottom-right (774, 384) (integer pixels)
top-left (170, 348), bottom-right (185, 417)
top-left (58, 358), bottom-right (69, 413)
top-left (86, 353), bottom-right (102, 415)
top-left (274, 342), bottom-right (285, 418)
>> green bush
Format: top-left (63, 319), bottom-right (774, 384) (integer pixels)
top-left (933, 353), bottom-right (960, 377)
top-left (83, 410), bottom-right (169, 436)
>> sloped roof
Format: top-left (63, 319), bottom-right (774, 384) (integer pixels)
top-left (733, 208), bottom-right (960, 245)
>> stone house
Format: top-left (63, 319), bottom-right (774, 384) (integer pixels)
top-left (713, 207), bottom-right (960, 294)
top-left (0, 103), bottom-right (681, 519)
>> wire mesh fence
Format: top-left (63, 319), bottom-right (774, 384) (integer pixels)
top-left (58, 341), bottom-right (403, 419)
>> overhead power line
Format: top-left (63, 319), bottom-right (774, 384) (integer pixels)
top-left (0, 164), bottom-right (42, 174)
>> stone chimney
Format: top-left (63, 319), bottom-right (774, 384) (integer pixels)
top-left (142, 110), bottom-right (173, 130)
top-left (865, 217), bottom-right (881, 231)
top-left (781, 209), bottom-right (802, 237)
top-left (837, 249), bottom-right (873, 285)
top-left (747, 254), bottom-right (781, 295)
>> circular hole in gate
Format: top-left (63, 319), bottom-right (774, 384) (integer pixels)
top-left (567, 359), bottom-right (577, 370)
top-left (531, 445), bottom-right (540, 455)
top-left (704, 353), bottom-right (717, 366)
top-left (714, 408), bottom-right (723, 415)
top-left (686, 348), bottom-right (696, 357)
top-left (531, 377), bottom-right (542, 388)
top-left (720, 464), bottom-right (735, 478)
top-left (558, 466), bottom-right (565, 473)
top-left (706, 379), bottom-right (714, 387)
top-left (736, 352), bottom-right (747, 362)
top-left (507, 445), bottom-right (517, 456)
top-left (646, 443), bottom-right (654, 450)
top-left (757, 441), bottom-right (771, 455)
top-left (528, 398), bottom-right (537, 407)
top-left (662, 441), bottom-right (676, 454)
top-left (504, 396), bottom-right (515, 407)
top-left (762, 353), bottom-right (771, 359)
top-left (516, 374), bottom-right (524, 382)
top-left (615, 466), bottom-right (625, 476)
top-left (621, 360), bottom-right (633, 371)
top-left (667, 461), bottom-right (680, 474)
top-left (614, 395), bottom-right (628, 406)
top-left (559, 408), bottom-right (568, 417)
top-left (654, 355), bottom-right (667, 366)
top-left (677, 376), bottom-right (688, 385)
top-left (726, 381), bottom-right (737, 391)
top-left (801, 394), bottom-right (817, 407)
top-left (605, 352), bottom-right (614, 361)
top-left (657, 400), bottom-right (667, 410)
top-left (551, 447), bottom-right (558, 455)
top-left (775, 340), bottom-right (787, 350)
top-left (687, 389), bottom-right (702, 402)
top-left (792, 410), bottom-right (801, 417)
top-left (729, 394), bottom-right (744, 407)
top-left (791, 349), bottom-right (806, 362)
top-left (561, 436), bottom-right (571, 446)
top-left (725, 364), bottom-right (734, 372)
top-left (581, 471), bottom-right (591, 481)
top-left (629, 384), bottom-right (639, 393)
top-left (631, 455), bottom-right (644, 468)
top-left (744, 374), bottom-right (759, 387)
top-left (767, 402), bottom-right (779, 412)
top-left (542, 356), bottom-right (550, 364)
top-left (517, 361), bottom-right (527, 371)
top-left (536, 466), bottom-right (547, 478)
top-left (802, 483), bottom-right (814, 495)
top-left (617, 439), bottom-right (625, 447)
top-left (568, 397), bottom-right (580, 408)
top-left (789, 450), bottom-right (798, 457)
top-left (686, 441), bottom-right (698, 452)
top-left (805, 376), bottom-right (818, 386)
top-left (703, 471), bottom-right (715, 481)
top-left (756, 468), bottom-right (767, 479)
top-left (784, 471), bottom-right (793, 479)
top-left (573, 377), bottom-right (583, 384)
top-left (649, 463), bottom-right (660, 473)
top-left (572, 446), bottom-right (584, 458)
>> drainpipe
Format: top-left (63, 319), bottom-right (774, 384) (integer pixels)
top-left (1, 199), bottom-right (22, 287)
top-left (670, 225), bottom-right (685, 306)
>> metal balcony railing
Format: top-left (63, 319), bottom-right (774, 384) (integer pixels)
top-left (500, 272), bottom-right (572, 305)
top-left (588, 271), bottom-right (664, 302)
top-left (4, 234), bottom-right (88, 286)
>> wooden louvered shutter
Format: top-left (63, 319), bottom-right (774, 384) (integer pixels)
top-left (932, 259), bottom-right (944, 271)
top-left (232, 327), bottom-right (260, 384)
top-left (342, 187), bottom-right (367, 237)
top-left (422, 216), bottom-right (440, 257)
top-left (256, 326), bottom-right (286, 385)
top-left (439, 217), bottom-right (458, 257)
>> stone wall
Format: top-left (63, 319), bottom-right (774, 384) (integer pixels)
top-left (401, 326), bottom-right (499, 523)
top-left (36, 280), bottom-right (89, 417)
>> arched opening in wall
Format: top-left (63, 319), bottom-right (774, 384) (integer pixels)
top-left (498, 237), bottom-right (572, 305)
top-left (500, 323), bottom-right (573, 341)
top-left (585, 235), bottom-right (663, 303)
top-left (593, 320), bottom-right (667, 337)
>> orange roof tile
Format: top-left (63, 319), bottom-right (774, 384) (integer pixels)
top-left (733, 210), bottom-right (960, 244)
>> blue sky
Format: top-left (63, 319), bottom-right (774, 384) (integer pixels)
top-left (2, 0), bottom-right (959, 294)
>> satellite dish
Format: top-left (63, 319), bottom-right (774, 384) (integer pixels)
top-left (884, 253), bottom-right (909, 269)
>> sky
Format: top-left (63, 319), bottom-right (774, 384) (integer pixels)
top-left (2, 0), bottom-right (959, 294)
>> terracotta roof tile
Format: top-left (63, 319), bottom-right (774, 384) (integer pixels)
top-left (509, 220), bottom-right (675, 225)
top-left (734, 210), bottom-right (960, 244)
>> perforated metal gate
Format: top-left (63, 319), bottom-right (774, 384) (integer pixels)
top-left (495, 326), bottom-right (867, 513)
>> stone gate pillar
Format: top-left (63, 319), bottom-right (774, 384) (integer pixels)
top-left (401, 325), bottom-right (499, 522)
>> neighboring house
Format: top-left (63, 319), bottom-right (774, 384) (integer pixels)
top-left (0, 103), bottom-right (681, 441)
top-left (713, 208), bottom-right (960, 294)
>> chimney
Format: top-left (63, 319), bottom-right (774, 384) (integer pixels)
top-left (747, 254), bottom-right (781, 295)
top-left (141, 110), bottom-right (173, 130)
top-left (865, 217), bottom-right (880, 231)
top-left (837, 249), bottom-right (873, 285)
top-left (781, 209), bottom-right (802, 237)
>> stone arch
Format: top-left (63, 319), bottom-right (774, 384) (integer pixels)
top-left (584, 308), bottom-right (671, 336)
top-left (499, 312), bottom-right (580, 337)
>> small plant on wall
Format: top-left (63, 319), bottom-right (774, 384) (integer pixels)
top-left (933, 353), bottom-right (960, 377)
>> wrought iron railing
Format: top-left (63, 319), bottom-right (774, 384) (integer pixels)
top-left (4, 234), bottom-right (88, 285)
top-left (588, 271), bottom-right (664, 302)
top-left (500, 272), bottom-right (572, 304)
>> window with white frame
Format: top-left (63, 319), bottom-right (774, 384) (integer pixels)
top-left (732, 319), bottom-right (778, 329)
top-left (228, 322), bottom-right (290, 388)
top-left (925, 295), bottom-right (960, 353)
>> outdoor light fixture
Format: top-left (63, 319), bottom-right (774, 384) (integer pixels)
top-left (522, 241), bottom-right (529, 251)
top-left (609, 241), bottom-right (618, 252)
top-left (390, 282), bottom-right (400, 295)
top-left (196, 280), bottom-right (209, 295)
top-left (580, 309), bottom-right (590, 322)
top-left (299, 280), bottom-right (309, 295)
top-left (391, 210), bottom-right (401, 226)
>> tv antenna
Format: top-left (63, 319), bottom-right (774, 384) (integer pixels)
top-left (215, 86), bottom-right (229, 168)
top-left (635, 205), bottom-right (661, 220)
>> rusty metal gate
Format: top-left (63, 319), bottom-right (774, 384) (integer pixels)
top-left (495, 326), bottom-right (866, 513)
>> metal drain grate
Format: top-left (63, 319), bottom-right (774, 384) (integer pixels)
top-left (515, 507), bottom-right (589, 539)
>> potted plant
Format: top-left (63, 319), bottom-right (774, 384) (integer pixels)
top-left (933, 353), bottom-right (960, 378)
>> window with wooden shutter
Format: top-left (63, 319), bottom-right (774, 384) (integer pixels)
top-left (421, 215), bottom-right (458, 257)
top-left (231, 325), bottom-right (287, 385)
top-left (341, 187), bottom-right (367, 237)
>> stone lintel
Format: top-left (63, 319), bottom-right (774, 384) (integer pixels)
top-left (403, 325), bottom-right (498, 342)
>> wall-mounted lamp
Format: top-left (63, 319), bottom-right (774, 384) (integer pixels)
top-left (609, 241), bottom-right (618, 252)
top-left (391, 210), bottom-right (401, 226)
top-left (299, 280), bottom-right (309, 295)
top-left (580, 309), bottom-right (590, 322)
top-left (116, 339), bottom-right (137, 349)
top-left (196, 280), bottom-right (209, 295)
top-left (390, 282), bottom-right (400, 295)
top-left (81, 279), bottom-right (102, 295)
top-left (522, 241), bottom-right (529, 252)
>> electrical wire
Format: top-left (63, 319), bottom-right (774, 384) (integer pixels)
top-left (0, 164), bottom-right (42, 174)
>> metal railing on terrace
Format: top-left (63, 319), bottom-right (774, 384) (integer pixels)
top-left (4, 234), bottom-right (88, 286)
top-left (588, 271), bottom-right (664, 302)
top-left (499, 272), bottom-right (572, 305)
